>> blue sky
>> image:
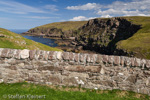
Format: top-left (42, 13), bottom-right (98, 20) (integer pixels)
top-left (0, 0), bottom-right (150, 29)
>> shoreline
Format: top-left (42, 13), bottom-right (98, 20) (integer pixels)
top-left (21, 33), bottom-right (97, 54)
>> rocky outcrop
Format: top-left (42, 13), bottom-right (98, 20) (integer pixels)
top-left (74, 17), bottom-right (141, 56)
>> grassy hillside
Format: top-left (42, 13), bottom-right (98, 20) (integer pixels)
top-left (0, 28), bottom-right (61, 51)
top-left (0, 82), bottom-right (149, 100)
top-left (31, 21), bottom-right (87, 32)
top-left (117, 16), bottom-right (150, 59)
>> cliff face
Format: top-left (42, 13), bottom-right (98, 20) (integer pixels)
top-left (74, 18), bottom-right (141, 56)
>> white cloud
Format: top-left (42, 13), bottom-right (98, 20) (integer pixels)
top-left (44, 5), bottom-right (58, 11)
top-left (0, 0), bottom-right (58, 14)
top-left (70, 16), bottom-right (96, 21)
top-left (24, 16), bottom-right (60, 19)
top-left (101, 15), bottom-right (112, 18)
top-left (66, 3), bottom-right (101, 10)
top-left (66, 0), bottom-right (150, 17)
top-left (0, 0), bottom-right (46, 14)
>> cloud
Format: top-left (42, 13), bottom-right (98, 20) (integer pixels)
top-left (44, 5), bottom-right (58, 11)
top-left (24, 16), bottom-right (60, 19)
top-left (70, 16), bottom-right (96, 21)
top-left (66, 3), bottom-right (101, 10)
top-left (0, 0), bottom-right (46, 14)
top-left (0, 0), bottom-right (58, 14)
top-left (66, 0), bottom-right (150, 17)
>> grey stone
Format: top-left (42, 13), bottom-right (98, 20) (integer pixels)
top-left (20, 49), bottom-right (29, 59)
top-left (56, 51), bottom-right (62, 60)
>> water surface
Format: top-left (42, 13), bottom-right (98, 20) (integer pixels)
top-left (10, 29), bottom-right (58, 47)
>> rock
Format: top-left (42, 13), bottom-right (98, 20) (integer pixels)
top-left (20, 49), bottom-right (29, 59)
top-left (124, 57), bottom-right (131, 66)
top-left (95, 54), bottom-right (102, 63)
top-left (62, 52), bottom-right (69, 60)
top-left (108, 56), bottom-right (114, 64)
top-left (102, 55), bottom-right (108, 63)
top-left (1, 49), bottom-right (9, 58)
top-left (79, 53), bottom-right (86, 63)
top-left (69, 52), bottom-right (74, 61)
top-left (48, 51), bottom-right (56, 60)
top-left (74, 53), bottom-right (79, 62)
top-left (43, 51), bottom-right (49, 60)
top-left (118, 73), bottom-right (124, 76)
top-left (14, 50), bottom-right (21, 59)
top-left (56, 52), bottom-right (62, 60)
top-left (0, 48), bottom-right (4, 57)
top-left (0, 79), bottom-right (3, 83)
top-left (146, 60), bottom-right (150, 68)
top-left (126, 74), bottom-right (137, 83)
top-left (120, 56), bottom-right (125, 66)
top-left (134, 58), bottom-right (141, 67)
top-left (145, 77), bottom-right (150, 86)
top-left (100, 67), bottom-right (105, 74)
top-left (29, 50), bottom-right (36, 60)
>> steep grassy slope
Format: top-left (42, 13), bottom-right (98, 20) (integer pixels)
top-left (0, 28), bottom-right (61, 51)
top-left (117, 16), bottom-right (150, 59)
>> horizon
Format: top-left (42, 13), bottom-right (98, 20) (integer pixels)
top-left (0, 0), bottom-right (150, 29)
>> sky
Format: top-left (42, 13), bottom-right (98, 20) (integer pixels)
top-left (0, 0), bottom-right (150, 29)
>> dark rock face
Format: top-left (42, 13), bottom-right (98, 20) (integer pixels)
top-left (74, 18), bottom-right (141, 56)
top-left (23, 27), bottom-right (74, 39)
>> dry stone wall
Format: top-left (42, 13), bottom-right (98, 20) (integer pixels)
top-left (0, 48), bottom-right (150, 95)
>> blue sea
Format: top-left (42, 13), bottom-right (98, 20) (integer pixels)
top-left (9, 29), bottom-right (58, 47)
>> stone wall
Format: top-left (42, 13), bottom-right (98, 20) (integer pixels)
top-left (0, 48), bottom-right (150, 95)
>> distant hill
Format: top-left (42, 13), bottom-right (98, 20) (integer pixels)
top-left (0, 28), bottom-right (61, 51)
top-left (24, 16), bottom-right (150, 59)
top-left (23, 21), bottom-right (87, 38)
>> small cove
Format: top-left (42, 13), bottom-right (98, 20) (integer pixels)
top-left (10, 29), bottom-right (58, 47)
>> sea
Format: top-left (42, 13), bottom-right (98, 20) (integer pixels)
top-left (9, 29), bottom-right (58, 47)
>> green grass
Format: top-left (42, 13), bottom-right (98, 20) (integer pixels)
top-left (0, 82), bottom-right (149, 100)
top-left (0, 28), bottom-right (62, 51)
top-left (33, 21), bottom-right (87, 31)
top-left (29, 21), bottom-right (87, 34)
top-left (116, 16), bottom-right (150, 59)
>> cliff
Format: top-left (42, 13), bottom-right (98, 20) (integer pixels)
top-left (23, 21), bottom-right (87, 38)
top-left (24, 16), bottom-right (150, 59)
top-left (0, 28), bottom-right (61, 51)
top-left (74, 17), bottom-right (141, 56)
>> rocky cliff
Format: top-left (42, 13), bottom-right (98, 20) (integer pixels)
top-left (74, 17), bottom-right (141, 56)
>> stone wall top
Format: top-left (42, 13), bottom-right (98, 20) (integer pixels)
top-left (0, 48), bottom-right (150, 69)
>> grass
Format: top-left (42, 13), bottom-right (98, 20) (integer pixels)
top-left (0, 82), bottom-right (149, 100)
top-left (28, 21), bottom-right (87, 35)
top-left (116, 16), bottom-right (150, 59)
top-left (32, 21), bottom-right (87, 31)
top-left (0, 28), bottom-right (62, 51)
